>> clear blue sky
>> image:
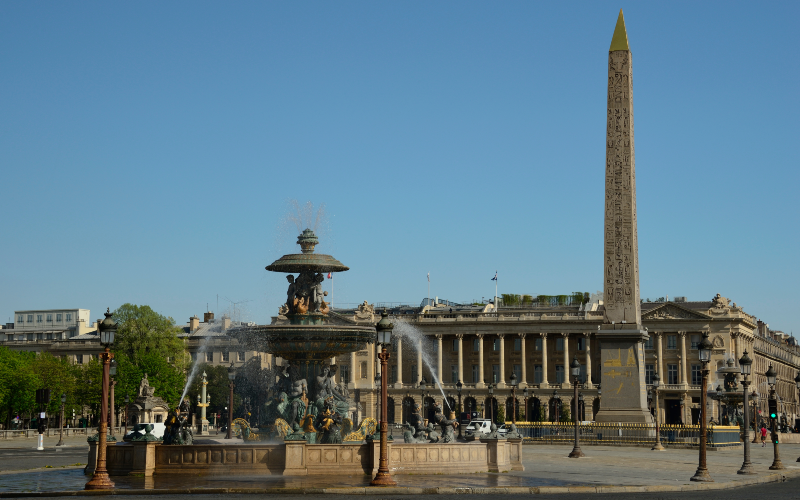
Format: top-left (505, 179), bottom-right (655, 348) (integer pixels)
top-left (2, 2), bottom-right (798, 334)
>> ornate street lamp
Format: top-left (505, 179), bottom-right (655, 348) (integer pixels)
top-left (737, 351), bottom-right (755, 474)
top-left (523, 387), bottom-right (529, 422)
top-left (652, 371), bottom-right (664, 451)
top-left (751, 391), bottom-right (760, 444)
top-left (552, 389), bottom-right (561, 424)
top-left (123, 395), bottom-right (129, 436)
top-left (456, 380), bottom-right (463, 439)
top-left (57, 393), bottom-right (67, 447)
top-left (509, 372), bottom-right (518, 424)
top-left (568, 355), bottom-right (584, 458)
top-left (85, 308), bottom-right (117, 490)
top-left (109, 360), bottom-right (117, 437)
top-left (226, 362), bottom-right (236, 440)
top-left (690, 331), bottom-right (713, 483)
top-left (765, 364), bottom-right (783, 470)
top-left (371, 310), bottom-right (397, 486)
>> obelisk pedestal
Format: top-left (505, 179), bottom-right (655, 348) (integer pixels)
top-left (595, 10), bottom-right (652, 424)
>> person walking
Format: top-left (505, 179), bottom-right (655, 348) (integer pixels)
top-left (760, 424), bottom-right (768, 446)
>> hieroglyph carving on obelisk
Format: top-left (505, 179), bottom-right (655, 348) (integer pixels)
top-left (604, 9), bottom-right (641, 327)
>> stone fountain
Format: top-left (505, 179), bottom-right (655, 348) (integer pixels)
top-left (228, 229), bottom-right (375, 442)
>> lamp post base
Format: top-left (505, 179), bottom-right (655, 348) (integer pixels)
top-left (651, 442), bottom-right (665, 451)
top-left (769, 460), bottom-right (784, 470)
top-left (85, 471), bottom-right (115, 490)
top-left (370, 471), bottom-right (398, 486)
top-left (690, 467), bottom-right (713, 482)
top-left (568, 446), bottom-right (585, 458)
top-left (737, 462), bottom-right (755, 475)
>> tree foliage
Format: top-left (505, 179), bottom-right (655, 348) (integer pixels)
top-left (112, 304), bottom-right (186, 369)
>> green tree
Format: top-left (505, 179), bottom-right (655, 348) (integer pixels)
top-left (560, 404), bottom-right (571, 423)
top-left (0, 348), bottom-right (38, 428)
top-left (31, 352), bottom-right (78, 416)
top-left (495, 405), bottom-right (505, 425)
top-left (112, 304), bottom-right (186, 369)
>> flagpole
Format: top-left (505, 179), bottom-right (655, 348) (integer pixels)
top-left (427, 272), bottom-right (430, 309)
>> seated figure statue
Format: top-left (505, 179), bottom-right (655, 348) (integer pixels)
top-left (432, 403), bottom-right (459, 443)
top-left (314, 365), bottom-right (350, 417)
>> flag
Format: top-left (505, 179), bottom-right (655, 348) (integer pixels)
top-left (327, 273), bottom-right (332, 279)
top-left (491, 271), bottom-right (497, 281)
top-left (427, 272), bottom-right (430, 282)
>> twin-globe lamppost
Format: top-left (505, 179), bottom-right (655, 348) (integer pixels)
top-left (85, 309), bottom-right (117, 490)
top-left (690, 331), bottom-right (713, 483)
top-left (371, 311), bottom-right (397, 486)
top-left (737, 350), bottom-right (755, 475)
top-left (568, 355), bottom-right (584, 458)
top-left (765, 364), bottom-right (783, 470)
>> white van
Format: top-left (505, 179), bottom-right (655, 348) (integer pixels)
top-left (122, 423), bottom-right (166, 441)
top-left (465, 419), bottom-right (507, 437)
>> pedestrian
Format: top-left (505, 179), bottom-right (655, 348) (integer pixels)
top-left (760, 424), bottom-right (768, 446)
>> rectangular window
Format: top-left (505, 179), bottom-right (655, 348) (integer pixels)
top-left (555, 365), bottom-right (564, 384)
top-left (27, 315), bottom-right (33, 323)
top-left (644, 337), bottom-right (653, 350)
top-left (191, 352), bottom-right (197, 361)
top-left (18, 315), bottom-right (24, 323)
top-left (452, 339), bottom-right (459, 352)
top-left (472, 365), bottom-right (480, 383)
top-left (27, 333), bottom-right (33, 341)
top-left (513, 338), bottom-right (521, 351)
top-left (691, 365), bottom-right (702, 385)
top-left (340, 365), bottom-right (350, 384)
top-left (645, 364), bottom-right (654, 384)
top-left (360, 361), bottom-right (367, 379)
top-left (534, 338), bottom-right (542, 351)
top-left (411, 364), bottom-right (417, 382)
top-left (238, 352), bottom-right (245, 361)
top-left (37, 315), bottom-right (42, 323)
top-left (66, 313), bottom-right (72, 322)
top-left (534, 365), bottom-right (543, 384)
top-left (493, 339), bottom-right (500, 351)
top-left (206, 352), bottom-right (213, 362)
top-left (76, 355), bottom-right (83, 364)
top-left (46, 314), bottom-right (52, 322)
top-left (492, 364), bottom-right (500, 383)
top-left (691, 335), bottom-right (700, 350)
top-left (513, 364), bottom-right (521, 383)
top-left (451, 365), bottom-right (458, 383)
top-left (668, 364), bottom-right (678, 384)
top-left (222, 352), bottom-right (229, 362)
top-left (473, 339), bottom-right (480, 351)
top-left (556, 338), bottom-right (564, 351)
top-left (56, 313), bottom-right (62, 322)
top-left (667, 335), bottom-right (677, 350)
top-left (36, 333), bottom-right (43, 341)
top-left (577, 337), bottom-right (585, 351)
top-left (46, 333), bottom-right (53, 340)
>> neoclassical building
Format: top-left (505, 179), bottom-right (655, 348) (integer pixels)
top-left (327, 294), bottom-right (800, 427)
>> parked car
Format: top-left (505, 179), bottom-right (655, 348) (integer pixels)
top-left (465, 419), bottom-right (507, 436)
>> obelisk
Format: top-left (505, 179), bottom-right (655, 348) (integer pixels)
top-left (594, 10), bottom-right (653, 424)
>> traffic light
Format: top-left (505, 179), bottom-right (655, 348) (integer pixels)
top-left (768, 398), bottom-right (778, 420)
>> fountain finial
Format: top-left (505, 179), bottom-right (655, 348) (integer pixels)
top-left (297, 229), bottom-right (319, 254)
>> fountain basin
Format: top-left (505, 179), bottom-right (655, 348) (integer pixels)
top-left (230, 324), bottom-right (374, 361)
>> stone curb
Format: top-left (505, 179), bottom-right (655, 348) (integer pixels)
top-left (2, 469), bottom-right (798, 497)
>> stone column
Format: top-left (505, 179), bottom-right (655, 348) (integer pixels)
top-left (498, 334), bottom-right (506, 387)
top-left (655, 332), bottom-right (664, 383)
top-left (395, 337), bottom-right (403, 389)
top-left (584, 332), bottom-right (593, 388)
top-left (541, 333), bottom-right (549, 388)
top-left (680, 332), bottom-right (688, 387)
top-left (436, 335), bottom-right (443, 384)
top-left (417, 338), bottom-right (423, 384)
top-left (457, 334), bottom-right (464, 385)
top-left (562, 333), bottom-right (569, 388)
top-left (477, 334), bottom-right (485, 388)
top-left (519, 334), bottom-right (527, 386)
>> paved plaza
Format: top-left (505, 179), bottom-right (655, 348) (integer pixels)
top-left (1, 438), bottom-right (799, 496)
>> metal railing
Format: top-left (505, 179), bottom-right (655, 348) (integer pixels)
top-left (513, 422), bottom-right (741, 448)
top-left (0, 427), bottom-right (124, 439)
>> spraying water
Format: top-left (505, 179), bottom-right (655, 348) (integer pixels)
top-left (179, 317), bottom-right (231, 403)
top-left (393, 320), bottom-right (451, 412)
